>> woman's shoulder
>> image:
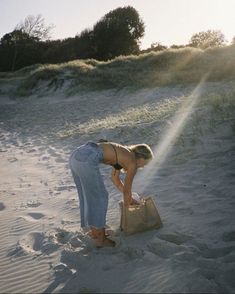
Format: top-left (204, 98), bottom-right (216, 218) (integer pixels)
top-left (99, 141), bottom-right (123, 149)
top-left (113, 142), bottom-right (131, 153)
top-left (99, 141), bottom-right (132, 156)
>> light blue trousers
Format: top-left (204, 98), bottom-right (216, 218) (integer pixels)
top-left (69, 142), bottom-right (108, 229)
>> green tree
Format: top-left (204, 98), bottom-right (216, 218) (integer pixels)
top-left (42, 38), bottom-right (76, 64)
top-left (74, 29), bottom-right (96, 59)
top-left (0, 30), bottom-right (41, 71)
top-left (92, 6), bottom-right (145, 60)
top-left (170, 44), bottom-right (186, 49)
top-left (189, 30), bottom-right (226, 49)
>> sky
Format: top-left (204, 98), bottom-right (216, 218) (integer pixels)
top-left (0, 0), bottom-right (235, 49)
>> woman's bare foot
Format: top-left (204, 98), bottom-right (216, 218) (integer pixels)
top-left (86, 230), bottom-right (109, 239)
top-left (90, 227), bottom-right (115, 248)
top-left (96, 237), bottom-right (116, 248)
top-left (86, 230), bottom-right (95, 238)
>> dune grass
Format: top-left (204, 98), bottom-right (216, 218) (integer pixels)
top-left (56, 97), bottom-right (183, 138)
top-left (57, 86), bottom-right (235, 147)
top-left (1, 44), bottom-right (234, 96)
top-left (174, 88), bottom-right (235, 147)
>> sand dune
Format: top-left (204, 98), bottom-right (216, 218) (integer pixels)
top-left (0, 82), bottom-right (235, 293)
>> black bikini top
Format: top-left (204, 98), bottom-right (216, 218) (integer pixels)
top-left (110, 143), bottom-right (123, 170)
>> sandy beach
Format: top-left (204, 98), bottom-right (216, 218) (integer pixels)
top-left (0, 81), bottom-right (235, 293)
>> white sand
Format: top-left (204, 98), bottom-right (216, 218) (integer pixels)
top-left (0, 82), bottom-right (235, 293)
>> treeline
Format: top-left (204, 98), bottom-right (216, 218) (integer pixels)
top-left (0, 6), bottom-right (144, 72)
top-left (0, 6), bottom-right (234, 72)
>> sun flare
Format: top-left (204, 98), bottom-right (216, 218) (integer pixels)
top-left (136, 74), bottom-right (209, 193)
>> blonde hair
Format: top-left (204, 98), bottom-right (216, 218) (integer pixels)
top-left (128, 144), bottom-right (154, 160)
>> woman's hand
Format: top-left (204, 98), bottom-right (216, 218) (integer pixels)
top-left (124, 197), bottom-right (140, 206)
top-left (130, 198), bottom-right (140, 205)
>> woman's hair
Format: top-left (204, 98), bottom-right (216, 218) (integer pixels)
top-left (128, 144), bottom-right (154, 160)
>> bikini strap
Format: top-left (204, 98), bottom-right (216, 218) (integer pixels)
top-left (110, 143), bottom-right (118, 165)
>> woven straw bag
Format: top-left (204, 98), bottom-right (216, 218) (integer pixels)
top-left (119, 197), bottom-right (162, 235)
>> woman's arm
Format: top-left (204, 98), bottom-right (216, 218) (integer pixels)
top-left (111, 169), bottom-right (124, 193)
top-left (111, 168), bottom-right (137, 205)
top-left (123, 165), bottom-right (137, 206)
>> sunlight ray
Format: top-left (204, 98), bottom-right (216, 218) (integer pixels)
top-left (136, 74), bottom-right (209, 193)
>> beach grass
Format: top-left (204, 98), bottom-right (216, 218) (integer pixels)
top-left (1, 44), bottom-right (235, 96)
top-left (56, 87), bottom-right (235, 146)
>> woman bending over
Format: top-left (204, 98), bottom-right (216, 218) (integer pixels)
top-left (69, 141), bottom-right (154, 248)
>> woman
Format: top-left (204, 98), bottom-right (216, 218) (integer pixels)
top-left (69, 141), bottom-right (154, 248)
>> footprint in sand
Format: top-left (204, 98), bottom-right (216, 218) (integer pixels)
top-left (27, 212), bottom-right (45, 220)
top-left (21, 232), bottom-right (45, 252)
top-left (8, 157), bottom-right (18, 162)
top-left (55, 157), bottom-right (67, 163)
top-left (9, 231), bottom-right (60, 257)
top-left (55, 228), bottom-right (77, 245)
top-left (0, 202), bottom-right (6, 211)
top-left (121, 247), bottom-right (145, 261)
top-left (55, 229), bottom-right (93, 250)
top-left (147, 237), bottom-right (184, 258)
top-left (20, 200), bottom-right (42, 209)
top-left (201, 245), bottom-right (235, 259)
top-left (8, 232), bottom-right (46, 256)
top-left (41, 155), bottom-right (50, 161)
top-left (157, 232), bottom-right (192, 245)
top-left (134, 232), bottom-right (193, 260)
top-left (27, 201), bottom-right (42, 208)
top-left (26, 148), bottom-right (37, 153)
top-left (20, 212), bottom-right (45, 222)
top-left (223, 268), bottom-right (235, 289)
top-left (222, 231), bottom-right (235, 242)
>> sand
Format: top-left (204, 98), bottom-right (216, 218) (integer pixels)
top-left (0, 82), bottom-right (235, 293)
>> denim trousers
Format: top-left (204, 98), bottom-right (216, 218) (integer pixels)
top-left (69, 142), bottom-right (108, 229)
